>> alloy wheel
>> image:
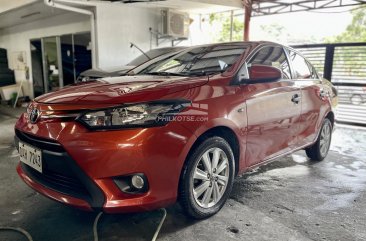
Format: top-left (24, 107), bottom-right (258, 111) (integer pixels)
top-left (192, 147), bottom-right (229, 208)
top-left (319, 122), bottom-right (331, 157)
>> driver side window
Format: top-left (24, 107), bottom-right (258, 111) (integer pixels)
top-left (249, 46), bottom-right (291, 79)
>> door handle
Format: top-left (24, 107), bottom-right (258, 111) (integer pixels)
top-left (319, 89), bottom-right (328, 98)
top-left (291, 94), bottom-right (301, 104)
top-left (237, 107), bottom-right (245, 113)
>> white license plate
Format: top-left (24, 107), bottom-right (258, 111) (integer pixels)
top-left (19, 141), bottom-right (42, 173)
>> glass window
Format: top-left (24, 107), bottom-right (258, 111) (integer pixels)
top-left (43, 37), bottom-right (61, 92)
top-left (249, 46), bottom-right (291, 79)
top-left (60, 34), bottom-right (74, 86)
top-left (127, 47), bottom-right (185, 66)
top-left (306, 62), bottom-right (319, 79)
top-left (137, 43), bottom-right (248, 77)
top-left (288, 50), bottom-right (313, 79)
top-left (30, 39), bottom-right (44, 98)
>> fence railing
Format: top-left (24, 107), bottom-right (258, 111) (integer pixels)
top-left (293, 42), bottom-right (366, 126)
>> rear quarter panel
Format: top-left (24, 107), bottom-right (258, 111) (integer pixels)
top-left (297, 80), bottom-right (333, 147)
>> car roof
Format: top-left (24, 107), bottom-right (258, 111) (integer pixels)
top-left (183, 41), bottom-right (282, 48)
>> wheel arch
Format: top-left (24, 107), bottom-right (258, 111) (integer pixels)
top-left (182, 126), bottom-right (241, 177)
top-left (325, 110), bottom-right (335, 127)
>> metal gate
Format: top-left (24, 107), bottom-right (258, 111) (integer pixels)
top-left (293, 43), bottom-right (366, 126)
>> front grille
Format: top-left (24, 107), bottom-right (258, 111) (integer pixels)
top-left (15, 129), bottom-right (91, 201)
top-left (15, 129), bottom-right (105, 208)
top-left (15, 129), bottom-right (64, 152)
top-left (21, 163), bottom-right (90, 200)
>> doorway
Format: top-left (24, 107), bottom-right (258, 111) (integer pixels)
top-left (30, 32), bottom-right (91, 98)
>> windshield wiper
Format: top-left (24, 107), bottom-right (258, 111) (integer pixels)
top-left (145, 71), bottom-right (188, 77)
top-left (144, 70), bottom-right (221, 77)
top-left (181, 71), bottom-right (222, 76)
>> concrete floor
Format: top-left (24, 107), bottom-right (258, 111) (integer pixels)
top-left (0, 105), bottom-right (365, 241)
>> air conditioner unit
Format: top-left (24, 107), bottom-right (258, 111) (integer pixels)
top-left (161, 10), bottom-right (190, 39)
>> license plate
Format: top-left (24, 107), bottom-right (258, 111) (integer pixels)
top-left (19, 141), bottom-right (42, 173)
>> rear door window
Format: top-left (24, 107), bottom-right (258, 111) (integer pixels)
top-left (288, 50), bottom-right (314, 79)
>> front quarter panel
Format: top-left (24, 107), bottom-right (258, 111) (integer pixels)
top-left (15, 109), bottom-right (198, 212)
top-left (162, 76), bottom-right (249, 175)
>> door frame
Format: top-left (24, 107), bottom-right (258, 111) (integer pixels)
top-left (30, 31), bottom-right (91, 96)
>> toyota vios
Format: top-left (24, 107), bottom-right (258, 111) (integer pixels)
top-left (15, 42), bottom-right (336, 219)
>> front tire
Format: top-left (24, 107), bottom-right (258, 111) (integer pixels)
top-left (179, 137), bottom-right (235, 219)
top-left (305, 118), bottom-right (332, 161)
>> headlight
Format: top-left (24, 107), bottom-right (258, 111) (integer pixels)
top-left (78, 100), bottom-right (190, 130)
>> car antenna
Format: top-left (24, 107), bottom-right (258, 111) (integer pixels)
top-left (130, 42), bottom-right (152, 60)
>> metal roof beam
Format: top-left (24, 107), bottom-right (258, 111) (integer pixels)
top-left (251, 0), bottom-right (366, 16)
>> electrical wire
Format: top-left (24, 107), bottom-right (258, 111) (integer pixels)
top-left (0, 227), bottom-right (33, 241)
top-left (93, 212), bottom-right (103, 241)
top-left (151, 208), bottom-right (167, 241)
top-left (92, 208), bottom-right (167, 241)
top-left (0, 208), bottom-right (167, 241)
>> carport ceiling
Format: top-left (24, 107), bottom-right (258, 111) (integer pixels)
top-left (251, 0), bottom-right (366, 16)
top-left (0, 1), bottom-right (68, 29)
top-left (97, 0), bottom-right (243, 10)
top-left (96, 0), bottom-right (242, 13)
top-left (97, 0), bottom-right (366, 15)
top-left (106, 0), bottom-right (163, 2)
top-left (99, 0), bottom-right (241, 6)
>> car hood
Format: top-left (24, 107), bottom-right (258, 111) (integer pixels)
top-left (35, 75), bottom-right (208, 105)
top-left (80, 66), bottom-right (135, 78)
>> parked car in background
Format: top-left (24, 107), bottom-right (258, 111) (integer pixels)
top-left (349, 87), bottom-right (366, 105)
top-left (15, 41), bottom-right (336, 219)
top-left (77, 46), bottom-right (186, 82)
top-left (330, 83), bottom-right (366, 105)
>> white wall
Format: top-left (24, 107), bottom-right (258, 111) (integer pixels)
top-left (0, 12), bottom-right (90, 98)
top-left (0, 3), bottom-right (197, 98)
top-left (95, 4), bottom-right (165, 69)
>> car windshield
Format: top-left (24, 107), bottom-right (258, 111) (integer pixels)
top-left (136, 44), bottom-right (248, 77)
top-left (128, 47), bottom-right (186, 66)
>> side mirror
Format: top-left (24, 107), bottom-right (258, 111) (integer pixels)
top-left (242, 64), bottom-right (282, 84)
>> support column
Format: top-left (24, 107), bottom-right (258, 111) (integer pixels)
top-left (229, 10), bottom-right (234, 41)
top-left (243, 0), bottom-right (252, 41)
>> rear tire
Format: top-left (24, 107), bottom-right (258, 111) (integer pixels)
top-left (305, 118), bottom-right (332, 161)
top-left (179, 136), bottom-right (235, 219)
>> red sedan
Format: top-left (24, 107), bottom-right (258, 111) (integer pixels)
top-left (15, 42), bottom-right (335, 219)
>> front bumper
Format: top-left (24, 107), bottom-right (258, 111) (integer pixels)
top-left (15, 129), bottom-right (104, 210)
top-left (15, 112), bottom-right (196, 213)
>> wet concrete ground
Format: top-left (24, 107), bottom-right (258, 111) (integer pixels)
top-left (0, 105), bottom-right (365, 241)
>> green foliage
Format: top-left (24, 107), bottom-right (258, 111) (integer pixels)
top-left (259, 23), bottom-right (320, 44)
top-left (325, 8), bottom-right (366, 43)
top-left (209, 13), bottom-right (219, 24)
top-left (260, 23), bottom-right (287, 41)
top-left (221, 17), bottom-right (244, 42)
top-left (208, 13), bottom-right (244, 42)
top-left (325, 8), bottom-right (366, 78)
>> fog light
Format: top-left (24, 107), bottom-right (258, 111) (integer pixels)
top-left (113, 173), bottom-right (148, 194)
top-left (131, 175), bottom-right (144, 189)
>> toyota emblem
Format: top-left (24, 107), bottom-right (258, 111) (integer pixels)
top-left (29, 108), bottom-right (40, 124)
